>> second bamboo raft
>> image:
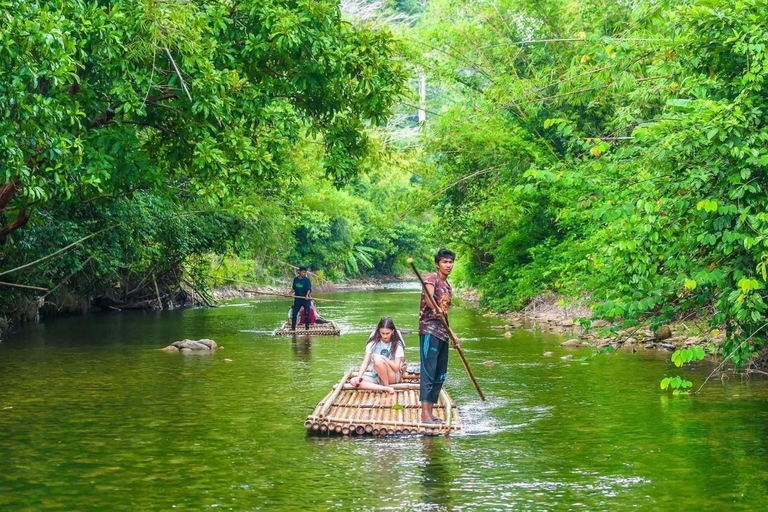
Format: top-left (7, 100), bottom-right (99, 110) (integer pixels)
top-left (305, 368), bottom-right (461, 436)
top-left (274, 320), bottom-right (341, 336)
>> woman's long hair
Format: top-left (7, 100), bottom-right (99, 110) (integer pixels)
top-left (366, 317), bottom-right (405, 356)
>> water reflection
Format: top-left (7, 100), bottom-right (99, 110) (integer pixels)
top-left (291, 334), bottom-right (313, 363)
top-left (420, 436), bottom-right (456, 509)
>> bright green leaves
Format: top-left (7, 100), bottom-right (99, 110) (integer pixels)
top-left (671, 347), bottom-right (706, 368)
top-left (684, 279), bottom-right (697, 290)
top-left (738, 278), bottom-right (761, 293)
top-left (662, 348), bottom-right (704, 395)
top-left (661, 376), bottom-right (694, 395)
top-left (696, 199), bottom-right (719, 213)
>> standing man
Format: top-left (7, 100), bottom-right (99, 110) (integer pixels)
top-left (286, 266), bottom-right (313, 331)
top-left (419, 248), bottom-right (459, 424)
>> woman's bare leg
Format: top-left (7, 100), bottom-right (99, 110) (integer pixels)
top-left (372, 356), bottom-right (397, 386)
top-left (349, 376), bottom-right (394, 394)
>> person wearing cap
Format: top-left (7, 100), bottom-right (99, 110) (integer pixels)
top-left (286, 266), bottom-right (313, 331)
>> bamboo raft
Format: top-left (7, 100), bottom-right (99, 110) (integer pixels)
top-left (305, 368), bottom-right (461, 436)
top-left (274, 320), bottom-right (341, 336)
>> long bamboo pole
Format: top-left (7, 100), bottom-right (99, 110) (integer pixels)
top-left (408, 258), bottom-right (486, 401)
top-left (319, 368), bottom-right (355, 418)
top-left (242, 289), bottom-right (344, 303)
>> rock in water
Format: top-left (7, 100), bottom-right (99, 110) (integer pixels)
top-left (561, 354), bottom-right (574, 361)
top-left (561, 338), bottom-right (582, 348)
top-left (163, 339), bottom-right (219, 352)
top-left (503, 331), bottom-right (513, 338)
top-left (482, 360), bottom-right (496, 367)
top-left (223, 358), bottom-right (233, 363)
top-left (172, 339), bottom-right (213, 350)
top-left (197, 339), bottom-right (218, 349)
top-left (543, 351), bottom-right (555, 357)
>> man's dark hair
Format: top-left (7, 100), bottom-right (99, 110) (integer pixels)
top-left (298, 265), bottom-right (308, 271)
top-left (434, 248), bottom-right (456, 263)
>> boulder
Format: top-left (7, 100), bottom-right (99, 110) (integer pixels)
top-left (654, 325), bottom-right (672, 341)
top-left (561, 338), bottom-right (582, 348)
top-left (180, 348), bottom-right (193, 354)
top-left (160, 345), bottom-right (179, 352)
top-left (172, 339), bottom-right (214, 350)
top-left (561, 319), bottom-right (574, 327)
top-left (197, 339), bottom-right (218, 349)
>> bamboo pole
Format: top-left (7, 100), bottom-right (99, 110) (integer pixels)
top-left (440, 388), bottom-right (453, 430)
top-left (242, 289), bottom-right (344, 303)
top-left (408, 258), bottom-right (486, 401)
top-left (319, 368), bottom-right (355, 418)
top-left (0, 281), bottom-right (49, 292)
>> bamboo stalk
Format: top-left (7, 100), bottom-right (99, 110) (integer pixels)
top-left (440, 388), bottom-right (453, 430)
top-left (242, 289), bottom-right (344, 303)
top-left (319, 368), bottom-right (355, 418)
top-left (0, 281), bottom-right (49, 292)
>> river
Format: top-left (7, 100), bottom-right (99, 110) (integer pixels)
top-left (1, 286), bottom-right (767, 510)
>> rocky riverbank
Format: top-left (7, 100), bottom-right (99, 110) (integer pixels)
top-left (480, 292), bottom-right (726, 353)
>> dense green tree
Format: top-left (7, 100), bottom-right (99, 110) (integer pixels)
top-left (414, 0), bottom-right (768, 362)
top-left (0, 0), bottom-right (405, 242)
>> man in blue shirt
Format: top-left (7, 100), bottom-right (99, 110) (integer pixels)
top-left (286, 266), bottom-right (313, 331)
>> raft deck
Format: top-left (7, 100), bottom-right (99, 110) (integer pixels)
top-left (274, 320), bottom-right (341, 336)
top-left (305, 368), bottom-right (461, 436)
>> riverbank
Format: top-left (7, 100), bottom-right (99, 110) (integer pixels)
top-left (211, 275), bottom-right (408, 301)
top-left (474, 291), bottom-right (726, 354)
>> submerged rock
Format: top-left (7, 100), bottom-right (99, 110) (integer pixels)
top-left (543, 351), bottom-right (555, 357)
top-left (561, 354), bottom-right (574, 361)
top-left (503, 331), bottom-right (513, 338)
top-left (561, 338), bottom-right (582, 348)
top-left (164, 339), bottom-right (219, 352)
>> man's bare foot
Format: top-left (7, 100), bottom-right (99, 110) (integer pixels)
top-left (385, 387), bottom-right (395, 394)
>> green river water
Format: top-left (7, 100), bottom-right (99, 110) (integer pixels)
top-left (2, 285), bottom-right (768, 511)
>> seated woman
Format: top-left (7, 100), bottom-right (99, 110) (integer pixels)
top-left (350, 317), bottom-right (406, 394)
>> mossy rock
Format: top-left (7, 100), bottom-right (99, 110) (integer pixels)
top-left (654, 326), bottom-right (672, 341)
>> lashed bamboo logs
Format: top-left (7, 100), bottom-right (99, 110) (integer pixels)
top-left (305, 372), bottom-right (461, 436)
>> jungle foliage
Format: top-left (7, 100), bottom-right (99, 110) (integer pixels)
top-left (413, 0), bottom-right (768, 363)
top-left (0, 0), bottom-right (427, 327)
